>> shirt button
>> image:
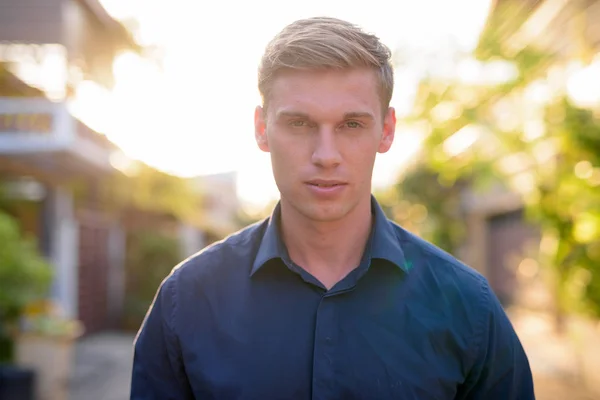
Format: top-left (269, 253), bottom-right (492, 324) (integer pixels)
top-left (325, 337), bottom-right (332, 343)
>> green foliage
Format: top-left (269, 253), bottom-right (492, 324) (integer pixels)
top-left (378, 164), bottom-right (467, 255)
top-left (0, 213), bottom-right (53, 323)
top-left (544, 100), bottom-right (600, 317)
top-left (392, 0), bottom-right (600, 319)
top-left (0, 211), bottom-right (53, 361)
top-left (123, 230), bottom-right (181, 331)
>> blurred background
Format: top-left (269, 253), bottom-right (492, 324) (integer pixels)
top-left (0, 0), bottom-right (599, 399)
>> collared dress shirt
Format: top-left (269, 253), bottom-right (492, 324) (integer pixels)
top-left (131, 196), bottom-right (534, 399)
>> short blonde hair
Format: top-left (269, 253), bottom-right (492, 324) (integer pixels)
top-left (258, 17), bottom-right (394, 111)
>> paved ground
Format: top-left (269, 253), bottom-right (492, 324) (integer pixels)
top-left (533, 375), bottom-right (597, 400)
top-left (68, 333), bottom-right (135, 400)
top-left (508, 309), bottom-right (599, 400)
top-left (68, 311), bottom-right (599, 400)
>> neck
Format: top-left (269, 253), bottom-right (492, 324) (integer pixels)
top-left (279, 196), bottom-right (373, 289)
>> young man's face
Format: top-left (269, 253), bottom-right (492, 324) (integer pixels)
top-left (255, 68), bottom-right (396, 222)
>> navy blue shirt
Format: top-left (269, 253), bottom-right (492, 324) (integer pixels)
top-left (131, 197), bottom-right (534, 399)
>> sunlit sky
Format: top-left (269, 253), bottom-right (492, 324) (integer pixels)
top-left (80, 0), bottom-right (493, 206)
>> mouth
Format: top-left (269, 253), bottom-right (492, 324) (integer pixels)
top-left (306, 181), bottom-right (347, 188)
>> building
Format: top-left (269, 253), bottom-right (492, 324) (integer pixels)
top-left (0, 0), bottom-right (137, 334)
top-left (185, 171), bottom-right (242, 252)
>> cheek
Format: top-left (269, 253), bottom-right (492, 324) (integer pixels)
top-left (343, 142), bottom-right (378, 177)
top-left (343, 137), bottom-right (378, 161)
top-left (270, 132), bottom-right (311, 160)
top-left (268, 138), bottom-right (301, 175)
top-left (353, 154), bottom-right (377, 176)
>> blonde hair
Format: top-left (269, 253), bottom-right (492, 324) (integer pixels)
top-left (258, 17), bottom-right (394, 111)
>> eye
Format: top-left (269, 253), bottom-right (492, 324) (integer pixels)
top-left (289, 120), bottom-right (308, 127)
top-left (344, 121), bottom-right (363, 129)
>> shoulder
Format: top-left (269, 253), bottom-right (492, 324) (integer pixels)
top-left (392, 220), bottom-right (489, 296)
top-left (391, 221), bottom-right (494, 333)
top-left (389, 221), bottom-right (501, 362)
top-left (164, 218), bottom-right (268, 291)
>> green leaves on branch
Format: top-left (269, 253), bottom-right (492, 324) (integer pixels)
top-left (0, 212), bottom-right (53, 328)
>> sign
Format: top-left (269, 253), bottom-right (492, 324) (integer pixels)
top-left (0, 113), bottom-right (53, 134)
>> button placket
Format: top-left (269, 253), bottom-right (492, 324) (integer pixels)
top-left (311, 295), bottom-right (337, 400)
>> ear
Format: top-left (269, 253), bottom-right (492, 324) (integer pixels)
top-left (254, 106), bottom-right (269, 152)
top-left (378, 107), bottom-right (396, 154)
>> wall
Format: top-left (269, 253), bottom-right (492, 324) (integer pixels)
top-left (0, 0), bottom-right (63, 44)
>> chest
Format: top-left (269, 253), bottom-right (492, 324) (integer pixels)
top-left (177, 288), bottom-right (470, 400)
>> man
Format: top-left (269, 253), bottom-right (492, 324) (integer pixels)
top-left (131, 17), bottom-right (534, 399)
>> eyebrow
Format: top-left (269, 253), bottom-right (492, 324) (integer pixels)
top-left (275, 111), bottom-right (375, 121)
top-left (343, 112), bottom-right (375, 121)
top-left (275, 111), bottom-right (310, 120)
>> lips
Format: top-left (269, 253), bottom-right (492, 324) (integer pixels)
top-left (306, 180), bottom-right (347, 187)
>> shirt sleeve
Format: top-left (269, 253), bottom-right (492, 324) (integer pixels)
top-left (456, 279), bottom-right (535, 400)
top-left (130, 275), bottom-right (194, 400)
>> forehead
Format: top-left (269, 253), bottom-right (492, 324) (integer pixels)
top-left (268, 68), bottom-right (382, 118)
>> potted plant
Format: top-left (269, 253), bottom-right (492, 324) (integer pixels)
top-left (0, 210), bottom-right (53, 399)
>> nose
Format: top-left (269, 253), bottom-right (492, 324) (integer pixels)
top-left (311, 127), bottom-right (342, 168)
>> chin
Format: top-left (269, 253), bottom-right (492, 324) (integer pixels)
top-left (295, 201), bottom-right (352, 222)
top-left (279, 187), bottom-right (364, 222)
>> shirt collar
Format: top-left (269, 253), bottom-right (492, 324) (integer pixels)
top-left (251, 201), bottom-right (285, 275)
top-left (251, 195), bottom-right (409, 276)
